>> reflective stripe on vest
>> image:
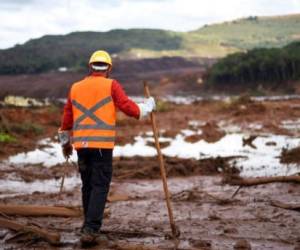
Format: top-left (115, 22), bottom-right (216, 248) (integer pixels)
top-left (72, 97), bottom-right (115, 131)
top-left (70, 76), bottom-right (116, 149)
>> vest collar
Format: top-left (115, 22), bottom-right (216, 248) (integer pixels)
top-left (90, 72), bottom-right (107, 77)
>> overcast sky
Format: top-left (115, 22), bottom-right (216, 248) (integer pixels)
top-left (0, 0), bottom-right (300, 49)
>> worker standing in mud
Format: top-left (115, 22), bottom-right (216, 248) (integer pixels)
top-left (58, 50), bottom-right (155, 245)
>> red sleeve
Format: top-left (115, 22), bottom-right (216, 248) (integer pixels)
top-left (111, 80), bottom-right (140, 119)
top-left (60, 93), bottom-right (73, 130)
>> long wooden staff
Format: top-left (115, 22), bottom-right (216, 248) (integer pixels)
top-left (144, 82), bottom-right (179, 240)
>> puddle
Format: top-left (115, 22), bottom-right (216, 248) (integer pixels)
top-left (162, 133), bottom-right (300, 177)
top-left (7, 138), bottom-right (77, 167)
top-left (0, 174), bottom-right (81, 198)
top-left (4, 130), bottom-right (300, 178)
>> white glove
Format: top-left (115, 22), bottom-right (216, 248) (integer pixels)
top-left (137, 97), bottom-right (156, 119)
top-left (58, 129), bottom-right (71, 146)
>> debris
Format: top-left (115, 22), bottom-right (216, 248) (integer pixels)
top-left (184, 134), bottom-right (202, 143)
top-left (114, 156), bottom-right (239, 179)
top-left (172, 187), bottom-right (238, 205)
top-left (242, 135), bottom-right (257, 149)
top-left (146, 140), bottom-right (171, 148)
top-left (265, 141), bottom-right (277, 146)
top-left (4, 96), bottom-right (48, 108)
top-left (190, 239), bottom-right (212, 249)
top-left (199, 121), bottom-right (226, 143)
top-left (0, 217), bottom-right (60, 245)
top-left (280, 146), bottom-right (300, 164)
top-left (0, 205), bottom-right (82, 217)
top-left (107, 194), bottom-right (130, 202)
top-left (270, 200), bottom-right (300, 212)
top-left (234, 239), bottom-right (251, 249)
top-left (231, 186), bottom-right (242, 199)
top-left (224, 175), bottom-right (300, 186)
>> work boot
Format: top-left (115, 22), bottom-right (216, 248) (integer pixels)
top-left (80, 227), bottom-right (108, 247)
top-left (80, 227), bottom-right (99, 247)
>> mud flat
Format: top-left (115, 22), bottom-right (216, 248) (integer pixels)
top-left (0, 96), bottom-right (300, 249)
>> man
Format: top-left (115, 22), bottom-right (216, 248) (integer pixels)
top-left (58, 50), bottom-right (155, 245)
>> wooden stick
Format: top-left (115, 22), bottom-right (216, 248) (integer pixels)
top-left (0, 205), bottom-right (81, 217)
top-left (59, 157), bottom-right (68, 193)
top-left (226, 175), bottom-right (300, 186)
top-left (143, 82), bottom-right (179, 239)
top-left (270, 200), bottom-right (300, 211)
top-left (231, 186), bottom-right (242, 199)
top-left (0, 217), bottom-right (60, 245)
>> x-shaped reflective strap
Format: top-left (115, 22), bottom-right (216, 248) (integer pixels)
top-left (72, 96), bottom-right (115, 131)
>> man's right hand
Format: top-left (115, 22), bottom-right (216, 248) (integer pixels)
top-left (63, 143), bottom-right (73, 159)
top-left (58, 129), bottom-right (72, 158)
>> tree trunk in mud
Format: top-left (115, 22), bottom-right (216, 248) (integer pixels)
top-left (226, 175), bottom-right (300, 186)
top-left (0, 217), bottom-right (60, 244)
top-left (0, 205), bottom-right (82, 217)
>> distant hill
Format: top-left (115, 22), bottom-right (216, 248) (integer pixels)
top-left (0, 14), bottom-right (299, 75)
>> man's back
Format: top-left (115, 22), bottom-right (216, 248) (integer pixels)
top-left (71, 75), bottom-right (116, 149)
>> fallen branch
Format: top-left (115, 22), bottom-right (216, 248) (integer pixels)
top-left (224, 175), bottom-right (300, 186)
top-left (107, 194), bottom-right (130, 202)
top-left (270, 200), bottom-right (300, 211)
top-left (0, 217), bottom-right (60, 245)
top-left (0, 205), bottom-right (81, 217)
top-left (0, 205), bottom-right (110, 218)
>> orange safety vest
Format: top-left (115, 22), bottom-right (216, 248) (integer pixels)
top-left (70, 76), bottom-right (116, 149)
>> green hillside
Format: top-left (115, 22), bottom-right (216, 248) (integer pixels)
top-left (0, 14), bottom-right (299, 74)
top-left (186, 14), bottom-right (300, 52)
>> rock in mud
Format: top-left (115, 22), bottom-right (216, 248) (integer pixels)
top-left (190, 239), bottom-right (212, 249)
top-left (234, 239), bottom-right (251, 250)
top-left (200, 121), bottom-right (226, 143)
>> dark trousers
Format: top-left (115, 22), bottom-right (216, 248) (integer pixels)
top-left (77, 148), bottom-right (113, 232)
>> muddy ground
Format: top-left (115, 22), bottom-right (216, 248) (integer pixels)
top-left (0, 57), bottom-right (211, 99)
top-left (0, 96), bottom-right (300, 249)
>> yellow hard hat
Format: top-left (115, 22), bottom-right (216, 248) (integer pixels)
top-left (89, 50), bottom-right (112, 66)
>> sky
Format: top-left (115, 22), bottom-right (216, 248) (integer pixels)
top-left (0, 0), bottom-right (300, 49)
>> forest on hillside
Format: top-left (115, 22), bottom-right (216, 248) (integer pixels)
top-left (204, 41), bottom-right (300, 91)
top-left (0, 30), bottom-right (182, 75)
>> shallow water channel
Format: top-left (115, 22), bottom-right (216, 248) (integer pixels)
top-left (1, 123), bottom-right (300, 198)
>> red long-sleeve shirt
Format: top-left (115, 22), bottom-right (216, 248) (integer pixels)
top-left (61, 75), bottom-right (140, 130)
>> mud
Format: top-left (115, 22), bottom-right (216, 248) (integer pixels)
top-left (1, 97), bottom-right (300, 249)
top-left (0, 156), bottom-right (238, 184)
top-left (0, 57), bottom-right (209, 99)
top-left (113, 156), bottom-right (239, 179)
top-left (1, 176), bottom-right (300, 249)
top-left (280, 146), bottom-right (300, 164)
top-left (0, 106), bottom-right (60, 158)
